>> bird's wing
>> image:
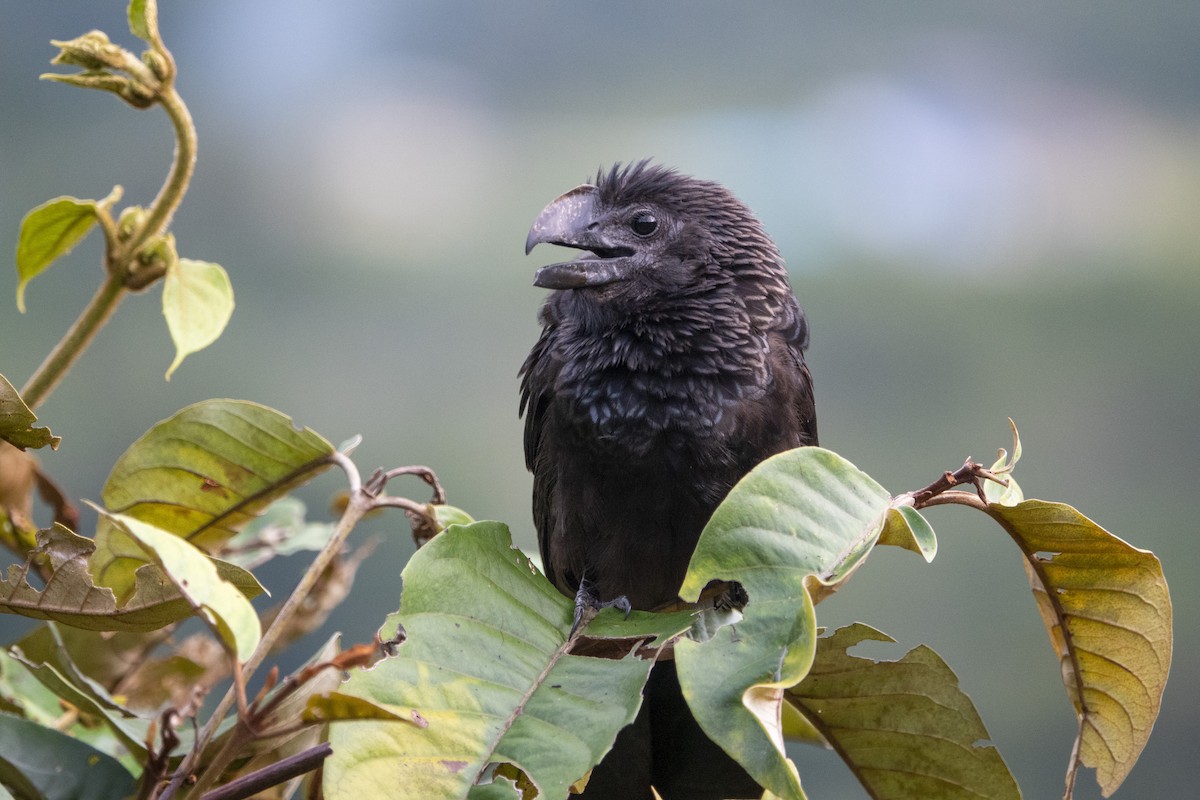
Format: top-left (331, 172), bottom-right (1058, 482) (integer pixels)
top-left (518, 324), bottom-right (561, 579)
top-left (779, 298), bottom-right (819, 448)
top-left (794, 355), bottom-right (819, 447)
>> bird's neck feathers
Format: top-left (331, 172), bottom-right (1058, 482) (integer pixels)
top-left (544, 277), bottom-right (773, 442)
top-left (549, 272), bottom-right (752, 359)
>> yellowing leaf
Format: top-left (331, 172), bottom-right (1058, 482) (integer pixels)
top-left (987, 500), bottom-right (1171, 797)
top-left (877, 504), bottom-right (937, 562)
top-left (100, 399), bottom-right (335, 555)
top-left (0, 524), bottom-right (262, 632)
top-left (785, 624), bottom-right (1019, 800)
top-left (162, 258), bottom-right (234, 379)
top-left (15, 197), bottom-right (98, 312)
top-left (96, 509), bottom-right (261, 661)
top-left (305, 691), bottom-right (425, 726)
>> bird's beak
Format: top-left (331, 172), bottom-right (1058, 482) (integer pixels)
top-left (525, 185), bottom-right (635, 290)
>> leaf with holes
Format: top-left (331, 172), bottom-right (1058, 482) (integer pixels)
top-left (98, 399), bottom-right (334, 565)
top-left (785, 623), bottom-right (1019, 800)
top-left (0, 373), bottom-right (60, 450)
top-left (324, 521), bottom-right (669, 800)
top-left (0, 524), bottom-right (262, 632)
top-left (987, 500), bottom-right (1171, 797)
top-left (676, 447), bottom-right (894, 800)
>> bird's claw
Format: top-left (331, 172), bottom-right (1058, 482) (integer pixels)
top-left (569, 581), bottom-right (631, 638)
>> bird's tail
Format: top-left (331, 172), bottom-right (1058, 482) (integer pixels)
top-left (578, 660), bottom-right (761, 800)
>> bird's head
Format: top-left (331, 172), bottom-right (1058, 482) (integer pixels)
top-left (525, 160), bottom-right (779, 295)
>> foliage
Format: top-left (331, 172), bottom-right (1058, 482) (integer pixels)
top-left (0, 2), bottom-right (1172, 800)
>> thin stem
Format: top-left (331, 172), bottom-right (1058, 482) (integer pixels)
top-left (381, 465), bottom-right (446, 504)
top-left (1063, 727), bottom-right (1082, 800)
top-left (119, 84), bottom-right (195, 264)
top-left (918, 491), bottom-right (988, 512)
top-left (20, 273), bottom-right (126, 410)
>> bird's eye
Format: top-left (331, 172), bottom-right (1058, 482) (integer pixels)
top-left (630, 212), bottom-right (658, 237)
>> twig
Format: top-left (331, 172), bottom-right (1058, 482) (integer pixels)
top-left (362, 465), bottom-right (445, 547)
top-left (138, 710), bottom-right (183, 800)
top-left (380, 465), bottom-right (446, 504)
top-left (908, 457), bottom-right (1006, 508)
top-left (161, 453), bottom-right (445, 797)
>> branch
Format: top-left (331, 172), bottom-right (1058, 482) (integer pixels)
top-left (198, 743), bottom-right (332, 800)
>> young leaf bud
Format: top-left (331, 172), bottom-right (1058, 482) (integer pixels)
top-left (49, 31), bottom-right (123, 71)
top-left (142, 49), bottom-right (171, 82)
top-left (117, 206), bottom-right (147, 242)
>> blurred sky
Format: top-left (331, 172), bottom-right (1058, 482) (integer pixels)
top-left (2, 2), bottom-right (1198, 798)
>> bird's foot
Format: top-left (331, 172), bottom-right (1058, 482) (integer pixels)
top-left (713, 580), bottom-right (749, 611)
top-left (570, 581), bottom-right (632, 638)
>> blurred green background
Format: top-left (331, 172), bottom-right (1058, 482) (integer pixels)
top-left (2, 2), bottom-right (1197, 797)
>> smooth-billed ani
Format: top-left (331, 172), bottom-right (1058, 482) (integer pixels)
top-left (521, 161), bottom-right (817, 799)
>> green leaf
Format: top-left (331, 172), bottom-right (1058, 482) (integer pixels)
top-left (128, 0), bottom-right (154, 41)
top-left (985, 419), bottom-right (1024, 505)
top-left (95, 509), bottom-right (261, 661)
top-left (877, 504), bottom-right (937, 562)
top-left (433, 503), bottom-right (476, 529)
top-left (162, 258), bottom-right (234, 379)
top-left (6, 643), bottom-right (150, 761)
top-left (0, 713), bottom-right (137, 800)
top-left (0, 649), bottom-right (64, 725)
top-left (99, 399), bottom-right (335, 555)
top-left (987, 500), bottom-right (1171, 796)
top-left (15, 197), bottom-right (98, 313)
top-left (222, 497), bottom-right (335, 570)
top-left (676, 447), bottom-right (893, 800)
top-left (0, 524), bottom-right (263, 633)
top-left (324, 522), bottom-right (657, 800)
top-left (785, 624), bottom-right (1019, 800)
top-left (0, 373), bottom-right (59, 450)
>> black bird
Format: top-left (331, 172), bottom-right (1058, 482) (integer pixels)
top-left (521, 161), bottom-right (817, 799)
